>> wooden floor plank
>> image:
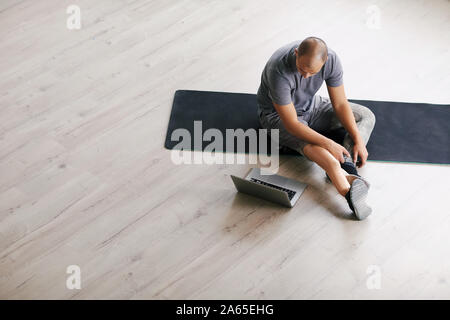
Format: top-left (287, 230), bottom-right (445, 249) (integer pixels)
top-left (0, 0), bottom-right (449, 299)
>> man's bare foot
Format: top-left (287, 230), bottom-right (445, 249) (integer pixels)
top-left (346, 174), bottom-right (358, 185)
top-left (346, 173), bottom-right (371, 188)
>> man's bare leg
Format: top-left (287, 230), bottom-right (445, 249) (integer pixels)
top-left (302, 144), bottom-right (358, 196)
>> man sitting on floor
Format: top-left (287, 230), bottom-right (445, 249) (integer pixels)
top-left (257, 36), bottom-right (376, 220)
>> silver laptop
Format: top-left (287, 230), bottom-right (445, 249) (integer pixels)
top-left (230, 168), bottom-right (308, 208)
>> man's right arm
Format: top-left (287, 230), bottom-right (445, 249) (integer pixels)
top-left (272, 101), bottom-right (330, 147)
top-left (272, 101), bottom-right (349, 162)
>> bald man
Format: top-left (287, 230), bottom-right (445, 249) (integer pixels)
top-left (257, 37), bottom-right (376, 220)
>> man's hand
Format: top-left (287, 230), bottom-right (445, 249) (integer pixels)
top-left (352, 142), bottom-right (369, 167)
top-left (327, 84), bottom-right (369, 167)
top-left (325, 140), bottom-right (351, 163)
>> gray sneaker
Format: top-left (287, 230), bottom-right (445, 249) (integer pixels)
top-left (345, 178), bottom-right (372, 220)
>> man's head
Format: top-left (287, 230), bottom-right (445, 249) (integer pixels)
top-left (294, 37), bottom-right (328, 78)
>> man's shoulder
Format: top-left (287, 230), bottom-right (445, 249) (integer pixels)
top-left (325, 47), bottom-right (341, 65)
top-left (265, 41), bottom-right (299, 77)
top-left (323, 47), bottom-right (343, 73)
top-left (326, 47), bottom-right (339, 61)
top-left (323, 47), bottom-right (344, 86)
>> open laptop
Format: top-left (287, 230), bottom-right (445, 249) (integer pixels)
top-left (230, 168), bottom-right (308, 208)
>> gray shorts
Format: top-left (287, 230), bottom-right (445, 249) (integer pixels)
top-left (258, 95), bottom-right (376, 157)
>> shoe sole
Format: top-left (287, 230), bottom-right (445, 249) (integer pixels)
top-left (350, 179), bottom-right (372, 220)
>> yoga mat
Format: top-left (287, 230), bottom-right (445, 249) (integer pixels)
top-left (164, 90), bottom-right (450, 164)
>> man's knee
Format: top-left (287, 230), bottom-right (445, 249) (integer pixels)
top-left (351, 103), bottom-right (375, 124)
top-left (365, 108), bottom-right (376, 127)
top-left (359, 105), bottom-right (376, 127)
top-left (303, 144), bottom-right (340, 168)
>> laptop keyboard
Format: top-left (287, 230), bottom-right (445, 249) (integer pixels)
top-left (250, 178), bottom-right (297, 200)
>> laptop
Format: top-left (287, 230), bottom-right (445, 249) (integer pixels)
top-left (230, 168), bottom-right (308, 208)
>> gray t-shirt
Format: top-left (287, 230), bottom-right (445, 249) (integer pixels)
top-left (256, 40), bottom-right (344, 118)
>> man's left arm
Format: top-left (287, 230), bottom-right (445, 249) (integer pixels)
top-left (326, 84), bottom-right (368, 167)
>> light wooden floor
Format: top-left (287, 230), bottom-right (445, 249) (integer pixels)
top-left (1, 0), bottom-right (449, 299)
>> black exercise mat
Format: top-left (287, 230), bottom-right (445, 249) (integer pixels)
top-left (164, 90), bottom-right (450, 164)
